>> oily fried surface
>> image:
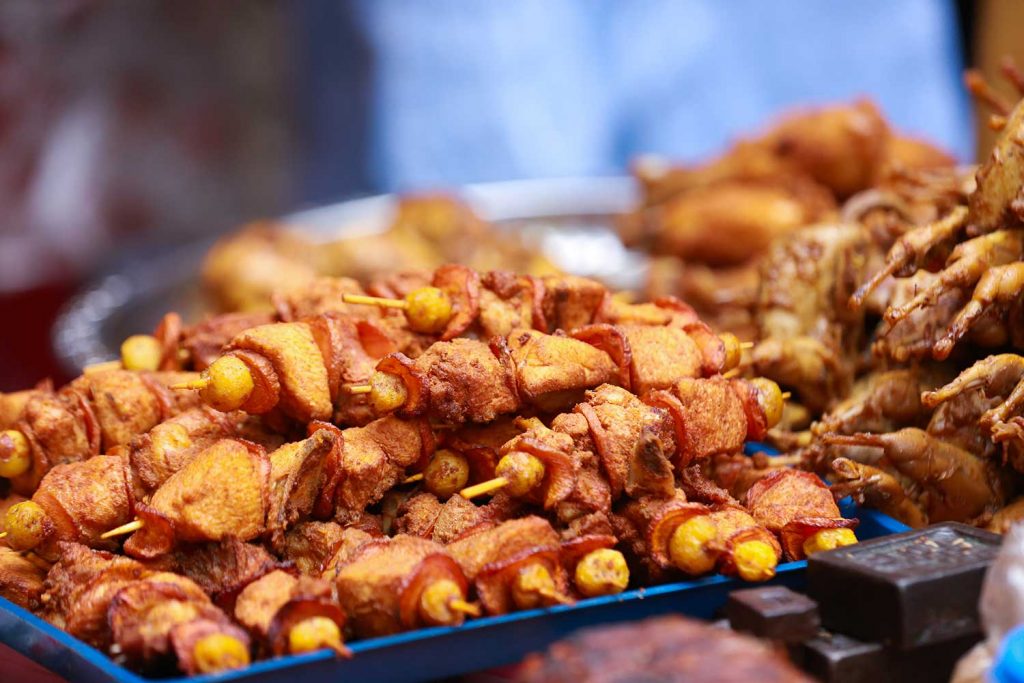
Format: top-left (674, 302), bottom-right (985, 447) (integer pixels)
top-left (447, 516), bottom-right (559, 581)
top-left (622, 325), bottom-right (702, 395)
top-left (234, 569), bottom-right (297, 635)
top-left (283, 521), bottom-right (346, 576)
top-left (228, 322), bottom-right (332, 422)
top-left (73, 371), bottom-right (163, 451)
top-left (0, 546), bottom-right (46, 610)
top-left (508, 330), bottom-right (616, 413)
top-left (671, 378), bottom-right (748, 459)
top-left (173, 538), bottom-right (280, 602)
top-left (518, 615), bottom-right (812, 683)
top-left (129, 440), bottom-right (268, 554)
top-left (335, 416), bottom-right (426, 512)
top-left (540, 275), bottom-right (606, 333)
top-left (415, 339), bottom-right (519, 423)
top-left (35, 455), bottom-right (130, 552)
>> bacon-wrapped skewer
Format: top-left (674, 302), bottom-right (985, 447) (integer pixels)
top-left (233, 569), bottom-right (348, 656)
top-left (3, 429), bottom-right (336, 560)
top-left (0, 369), bottom-right (200, 493)
top-left (41, 544), bottom-right (250, 676)
top-left (460, 378), bottom-right (785, 505)
top-left (346, 323), bottom-right (746, 426)
top-left (744, 470), bottom-right (858, 560)
top-left (325, 535), bottom-right (478, 637)
top-left (175, 278), bottom-right (747, 425)
top-left (612, 493), bottom-right (781, 583)
top-left (446, 516), bottom-right (577, 614)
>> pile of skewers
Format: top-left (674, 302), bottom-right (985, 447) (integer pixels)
top-left (0, 265), bottom-right (858, 677)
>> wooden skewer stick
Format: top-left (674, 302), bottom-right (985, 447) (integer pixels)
top-left (171, 377), bottom-right (211, 391)
top-left (346, 384), bottom-right (372, 395)
top-left (460, 477), bottom-right (509, 499)
top-left (100, 519), bottom-right (144, 539)
top-left (448, 599), bottom-right (481, 617)
top-left (402, 473), bottom-right (424, 484)
top-left (342, 294), bottom-right (410, 310)
top-left (0, 531), bottom-right (7, 539)
top-left (739, 341), bottom-right (754, 350)
top-left (722, 368), bottom-right (741, 379)
top-left (537, 588), bottom-right (572, 605)
top-left (781, 392), bottom-right (792, 400)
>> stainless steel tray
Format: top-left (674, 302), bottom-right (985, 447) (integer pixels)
top-left (53, 177), bottom-right (646, 375)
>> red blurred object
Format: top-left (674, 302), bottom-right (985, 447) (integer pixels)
top-left (0, 280), bottom-right (76, 391)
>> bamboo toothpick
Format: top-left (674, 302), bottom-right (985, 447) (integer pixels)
top-left (342, 294), bottom-right (410, 310)
top-left (100, 519), bottom-right (144, 539)
top-left (171, 377), bottom-right (211, 391)
top-left (449, 599), bottom-right (481, 617)
top-left (402, 473), bottom-right (424, 484)
top-left (346, 384), bottom-right (372, 395)
top-left (460, 477), bottom-right (509, 499)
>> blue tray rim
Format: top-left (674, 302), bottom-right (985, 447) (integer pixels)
top-left (0, 505), bottom-right (909, 683)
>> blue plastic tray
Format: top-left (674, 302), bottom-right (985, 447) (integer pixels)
top-left (0, 501), bottom-right (908, 683)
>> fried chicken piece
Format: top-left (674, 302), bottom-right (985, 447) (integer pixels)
top-left (273, 276), bottom-right (373, 322)
top-left (444, 417), bottom-right (524, 483)
top-left (234, 569), bottom-right (347, 656)
top-left (27, 455), bottom-right (132, 560)
top-left (42, 544), bottom-right (150, 644)
top-left (539, 274), bottom-right (608, 333)
top-left (126, 408), bottom-right (276, 499)
top-left (8, 370), bottom-right (199, 495)
top-left (282, 521), bottom-right (347, 576)
top-left (320, 527), bottom-right (379, 578)
top-left (226, 321), bottom-right (333, 422)
top-left (395, 492), bottom-right (444, 539)
top-left (171, 538), bottom-right (281, 606)
top-left (0, 545), bottom-right (46, 610)
top-left (125, 440), bottom-right (269, 558)
top-left (382, 338), bottom-right (520, 424)
top-left (0, 384), bottom-right (50, 430)
top-left (652, 179), bottom-right (836, 266)
top-left (265, 429), bottom-right (339, 548)
top-left (432, 494), bottom-right (493, 544)
top-left (108, 572), bottom-right (250, 675)
top-left (447, 516), bottom-right (571, 615)
top-left (518, 615), bottom-right (812, 683)
top-left (507, 329), bottom-right (620, 413)
top-left (745, 470), bottom-right (857, 560)
top-left (610, 491), bottom-right (693, 583)
top-left (477, 270), bottom-right (542, 338)
top-left (333, 416), bottom-right (433, 512)
top-left (333, 535), bottom-right (472, 637)
top-left (574, 385), bottom-right (676, 499)
top-left (646, 378), bottom-right (748, 465)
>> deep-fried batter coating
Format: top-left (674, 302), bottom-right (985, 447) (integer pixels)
top-left (108, 572), bottom-right (248, 674)
top-left (334, 416), bottom-right (432, 512)
top-left (266, 430), bottom-right (338, 547)
top-left (653, 179), bottom-right (835, 266)
top-left (395, 492), bottom-right (443, 539)
top-left (126, 440), bottom-right (269, 558)
top-left (477, 271), bottom-right (541, 338)
top-left (11, 391), bottom-right (96, 494)
top-left (540, 275), bottom-right (607, 333)
top-left (174, 311), bottom-right (277, 371)
top-left (518, 615), bottom-right (812, 683)
top-left (432, 494), bottom-right (493, 544)
top-left (42, 544), bottom-right (150, 644)
top-left (70, 370), bottom-right (166, 450)
top-left (447, 516), bottom-right (569, 614)
top-left (0, 546), bottom-right (46, 610)
top-left (226, 322), bottom-right (332, 421)
top-left (507, 330), bottom-right (619, 413)
top-left (745, 470), bottom-right (856, 560)
top-left (320, 527), bottom-right (378, 578)
top-left (31, 455), bottom-right (131, 559)
top-left (619, 325), bottom-right (703, 395)
top-left (282, 521), bottom-right (347, 576)
top-left (172, 538), bottom-right (280, 605)
top-left (384, 339), bottom-right (520, 424)
top-left (234, 570), bottom-right (297, 637)
top-left (647, 378), bottom-right (747, 463)
top-left (274, 276), bottom-right (373, 322)
top-left (575, 385), bottom-right (676, 499)
top-left (333, 535), bottom-right (468, 637)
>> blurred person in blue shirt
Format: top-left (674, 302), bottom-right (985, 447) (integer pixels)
top-left (295, 0), bottom-right (971, 202)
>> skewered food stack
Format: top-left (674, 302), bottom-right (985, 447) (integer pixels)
top-left (1, 262), bottom-right (849, 678)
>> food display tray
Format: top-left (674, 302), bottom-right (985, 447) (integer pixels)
top-left (0, 501), bottom-right (908, 683)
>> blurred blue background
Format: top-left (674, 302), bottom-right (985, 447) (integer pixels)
top-left (296, 0), bottom-right (972, 201)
